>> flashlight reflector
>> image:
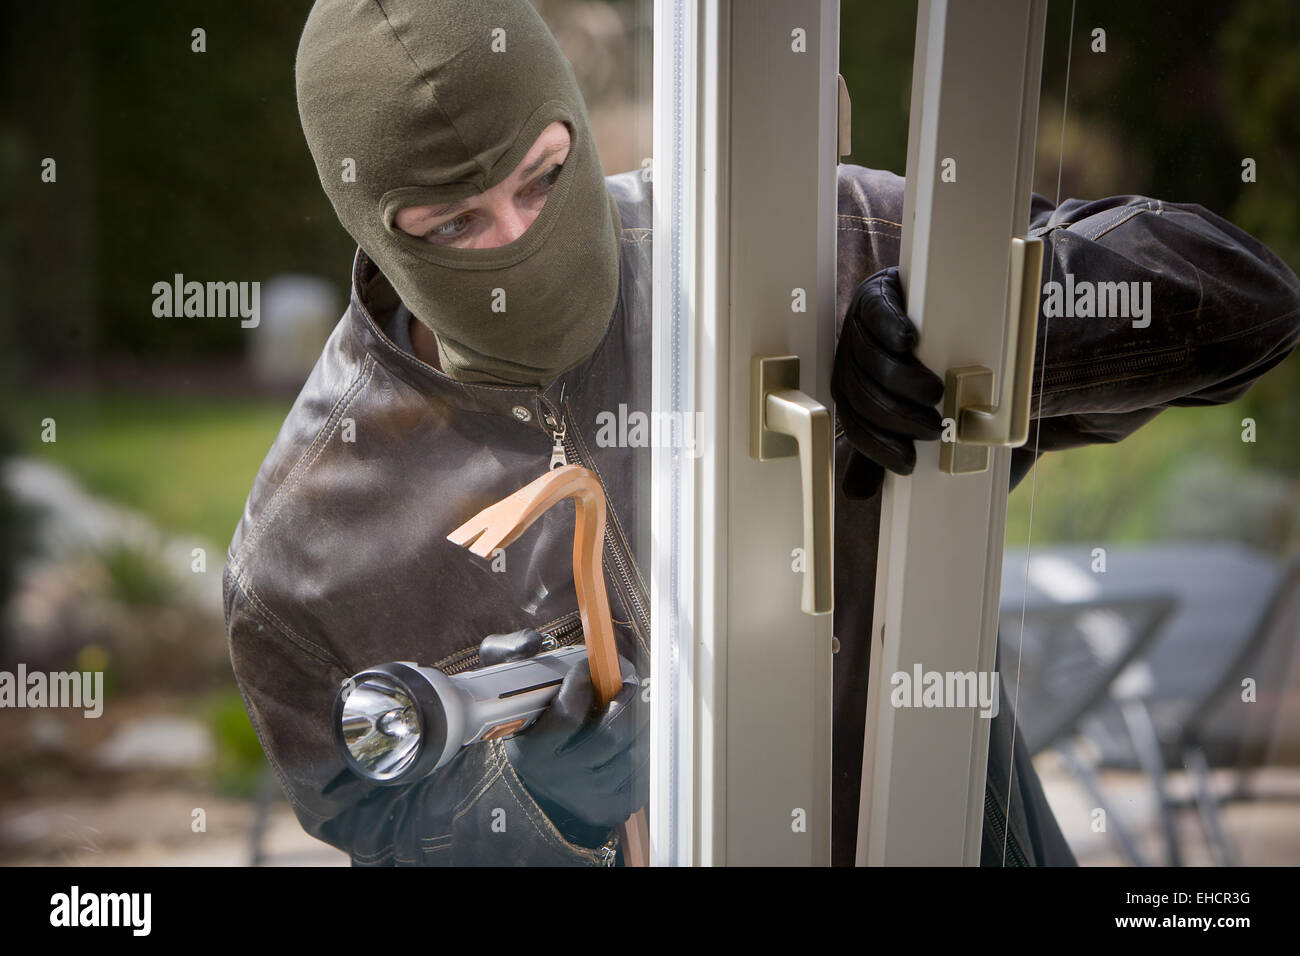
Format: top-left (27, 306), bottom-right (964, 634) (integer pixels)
top-left (340, 676), bottom-right (422, 779)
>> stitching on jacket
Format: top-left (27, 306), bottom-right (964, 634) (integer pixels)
top-left (1040, 302), bottom-right (1300, 395)
top-left (229, 358), bottom-right (379, 663)
top-left (562, 405), bottom-right (651, 659)
top-left (1079, 206), bottom-right (1133, 240)
top-left (350, 847), bottom-right (395, 865)
top-left (228, 569), bottom-right (340, 667)
top-left (349, 842), bottom-right (394, 861)
top-left (234, 355), bottom-right (376, 566)
top-left (837, 213), bottom-right (903, 228)
top-left (835, 225), bottom-right (904, 238)
top-left (233, 681), bottom-right (329, 829)
top-left (562, 396), bottom-right (645, 596)
top-left (238, 570), bottom-right (334, 664)
top-left (452, 745), bottom-right (506, 817)
top-left (493, 743), bottom-right (606, 863)
top-left (1084, 200), bottom-right (1161, 241)
top-left (1189, 301), bottom-right (1300, 347)
top-left (1030, 198), bottom-right (1163, 239)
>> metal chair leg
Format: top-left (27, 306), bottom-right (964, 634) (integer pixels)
top-left (1184, 745), bottom-right (1237, 867)
top-left (1120, 700), bottom-right (1182, 866)
top-left (1057, 740), bottom-right (1149, 866)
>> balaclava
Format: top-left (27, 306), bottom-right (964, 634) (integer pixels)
top-left (295, 0), bottom-right (621, 385)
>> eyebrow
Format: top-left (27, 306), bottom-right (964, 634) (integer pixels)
top-left (422, 144), bottom-right (567, 220)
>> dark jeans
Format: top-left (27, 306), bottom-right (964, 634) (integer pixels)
top-left (981, 645), bottom-right (1077, 866)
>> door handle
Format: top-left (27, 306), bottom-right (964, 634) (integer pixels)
top-left (940, 236), bottom-right (1045, 475)
top-left (750, 355), bottom-right (834, 616)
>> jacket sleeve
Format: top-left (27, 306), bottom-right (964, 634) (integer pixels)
top-left (1009, 192), bottom-right (1300, 488)
top-left (836, 164), bottom-right (1300, 489)
top-left (223, 565), bottom-right (616, 866)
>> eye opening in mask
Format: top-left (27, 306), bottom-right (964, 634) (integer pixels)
top-left (379, 109), bottom-right (582, 272)
top-left (406, 131), bottom-right (570, 246)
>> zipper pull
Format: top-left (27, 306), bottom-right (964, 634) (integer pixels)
top-left (598, 834), bottom-right (619, 867)
top-left (549, 422), bottom-right (568, 470)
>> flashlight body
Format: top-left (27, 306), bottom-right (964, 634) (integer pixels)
top-left (337, 644), bottom-right (588, 784)
top-left (427, 644), bottom-right (588, 765)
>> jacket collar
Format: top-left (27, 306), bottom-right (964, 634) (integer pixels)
top-left (345, 247), bottom-right (614, 420)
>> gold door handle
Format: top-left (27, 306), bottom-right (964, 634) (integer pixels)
top-left (750, 356), bottom-right (834, 616)
top-left (941, 236), bottom-right (1044, 475)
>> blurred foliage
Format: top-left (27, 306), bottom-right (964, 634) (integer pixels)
top-left (842, 0), bottom-right (1300, 548)
top-left (0, 422), bottom-right (36, 651)
top-left (0, 1), bottom-right (1295, 546)
top-left (3, 389), bottom-right (291, 547)
top-left (97, 543), bottom-right (178, 608)
top-left (1006, 401), bottom-right (1300, 553)
top-left (198, 689), bottom-right (269, 799)
top-left (1, 0), bottom-right (348, 361)
top-left (1218, 0), bottom-right (1300, 270)
top-left (839, 0), bottom-right (916, 174)
top-left (0, 0), bottom-right (651, 366)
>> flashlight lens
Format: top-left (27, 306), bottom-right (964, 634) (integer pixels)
top-left (340, 677), bottom-right (422, 780)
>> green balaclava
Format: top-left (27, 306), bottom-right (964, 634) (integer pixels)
top-left (295, 0), bottom-right (621, 386)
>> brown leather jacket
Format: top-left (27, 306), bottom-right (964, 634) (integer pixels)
top-left (225, 164), bottom-right (1300, 865)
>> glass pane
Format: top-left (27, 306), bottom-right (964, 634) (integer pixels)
top-left (0, 0), bottom-right (653, 868)
top-left (1001, 0), bottom-right (1300, 868)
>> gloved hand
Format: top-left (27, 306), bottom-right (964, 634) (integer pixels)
top-left (478, 629), bottom-right (648, 831)
top-left (832, 266), bottom-right (946, 500)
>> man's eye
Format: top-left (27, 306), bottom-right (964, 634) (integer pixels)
top-left (424, 215), bottom-right (470, 242)
top-left (527, 164), bottom-right (563, 196)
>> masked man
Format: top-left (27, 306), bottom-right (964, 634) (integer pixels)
top-left (224, 0), bottom-right (1300, 866)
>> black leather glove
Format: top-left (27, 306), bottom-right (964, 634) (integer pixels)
top-left (832, 266), bottom-right (945, 500)
top-left (478, 629), bottom-right (648, 834)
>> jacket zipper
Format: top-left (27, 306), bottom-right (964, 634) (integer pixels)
top-left (558, 396), bottom-right (651, 645)
top-left (434, 612), bottom-right (586, 676)
top-left (983, 788), bottom-right (1030, 867)
top-left (540, 397), bottom-right (652, 649)
top-left (1040, 348), bottom-right (1186, 390)
top-left (599, 833), bottom-right (619, 866)
top-left (548, 417), bottom-right (569, 470)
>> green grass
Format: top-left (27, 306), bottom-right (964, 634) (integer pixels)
top-left (191, 688), bottom-right (271, 798)
top-left (4, 380), bottom-right (1296, 557)
top-left (5, 389), bottom-right (292, 548)
top-left (1006, 399), bottom-right (1298, 549)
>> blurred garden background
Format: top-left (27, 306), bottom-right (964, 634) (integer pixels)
top-left (0, 0), bottom-right (1297, 864)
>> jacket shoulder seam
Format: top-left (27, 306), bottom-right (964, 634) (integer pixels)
top-left (837, 213), bottom-right (902, 229)
top-left (229, 680), bottom-right (331, 830)
top-left (226, 566), bottom-right (341, 668)
top-left (1082, 199), bottom-right (1163, 241)
top-left (231, 353), bottom-right (377, 573)
top-left (1033, 199), bottom-right (1163, 242)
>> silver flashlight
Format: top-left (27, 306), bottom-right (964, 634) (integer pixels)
top-left (333, 644), bottom-right (588, 785)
